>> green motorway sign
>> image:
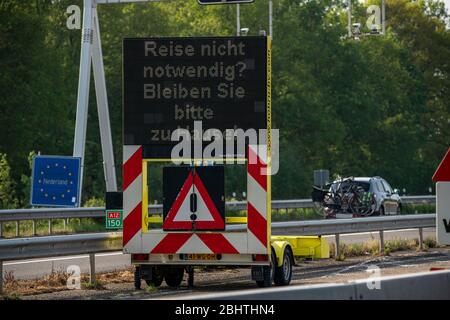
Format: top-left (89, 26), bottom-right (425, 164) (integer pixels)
top-left (106, 210), bottom-right (123, 229)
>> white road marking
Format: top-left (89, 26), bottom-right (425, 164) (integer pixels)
top-left (4, 252), bottom-right (125, 266)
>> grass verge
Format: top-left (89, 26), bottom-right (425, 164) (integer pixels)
top-left (329, 236), bottom-right (439, 260)
top-left (81, 280), bottom-right (106, 290)
top-left (0, 218), bottom-right (105, 238)
top-left (1, 268), bottom-right (135, 297)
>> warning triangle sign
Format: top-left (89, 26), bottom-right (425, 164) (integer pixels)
top-left (433, 148), bottom-right (450, 182)
top-left (163, 172), bottom-right (225, 230)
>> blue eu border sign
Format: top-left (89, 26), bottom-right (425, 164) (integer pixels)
top-left (198, 0), bottom-right (254, 4)
top-left (30, 156), bottom-right (82, 207)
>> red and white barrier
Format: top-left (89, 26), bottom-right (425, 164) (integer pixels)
top-left (122, 145), bottom-right (269, 255)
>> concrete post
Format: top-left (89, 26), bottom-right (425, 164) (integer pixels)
top-left (15, 221), bottom-right (19, 237)
top-left (48, 220), bottom-right (52, 235)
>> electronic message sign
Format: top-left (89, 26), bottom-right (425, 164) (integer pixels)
top-left (123, 36), bottom-right (268, 158)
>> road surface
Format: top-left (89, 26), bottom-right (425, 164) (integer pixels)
top-left (4, 227), bottom-right (436, 280)
top-left (20, 246), bottom-right (450, 300)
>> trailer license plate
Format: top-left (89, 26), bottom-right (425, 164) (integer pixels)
top-left (187, 254), bottom-right (217, 260)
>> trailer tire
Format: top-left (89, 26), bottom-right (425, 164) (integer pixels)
top-left (134, 266), bottom-right (142, 290)
top-left (274, 247), bottom-right (293, 286)
top-left (164, 266), bottom-right (184, 288)
top-left (145, 266), bottom-right (164, 287)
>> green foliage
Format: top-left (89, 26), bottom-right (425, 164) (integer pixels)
top-left (331, 237), bottom-right (420, 259)
top-left (423, 236), bottom-right (437, 249)
top-left (1, 218), bottom-right (105, 238)
top-left (0, 153), bottom-right (18, 209)
top-left (71, 218), bottom-right (105, 233)
top-left (0, 0), bottom-right (449, 204)
top-left (81, 280), bottom-right (106, 290)
top-left (384, 238), bottom-right (419, 254)
top-left (83, 197), bottom-right (106, 207)
top-left (402, 203), bottom-right (435, 214)
top-left (145, 284), bottom-right (158, 293)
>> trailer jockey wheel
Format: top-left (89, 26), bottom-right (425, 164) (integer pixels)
top-left (145, 266), bottom-right (164, 288)
top-left (164, 266), bottom-right (185, 288)
top-left (274, 247), bottom-right (293, 286)
top-left (186, 266), bottom-right (194, 288)
top-left (256, 251), bottom-right (276, 288)
top-left (134, 266), bottom-right (142, 290)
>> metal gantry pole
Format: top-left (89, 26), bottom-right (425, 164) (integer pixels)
top-left (381, 0), bottom-right (386, 35)
top-left (269, 0), bottom-right (273, 38)
top-left (236, 3), bottom-right (241, 36)
top-left (92, 5), bottom-right (118, 192)
top-left (347, 0), bottom-right (352, 37)
top-left (73, 0), bottom-right (95, 203)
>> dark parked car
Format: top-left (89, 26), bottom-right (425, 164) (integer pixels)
top-left (312, 176), bottom-right (402, 218)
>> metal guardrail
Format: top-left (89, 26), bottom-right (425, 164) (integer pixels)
top-left (0, 214), bottom-right (436, 293)
top-left (0, 196), bottom-right (436, 223)
top-left (232, 213), bottom-right (435, 257)
top-left (0, 232), bottom-right (122, 261)
top-left (0, 214), bottom-right (435, 261)
top-left (228, 213), bottom-right (435, 235)
top-left (0, 232), bottom-right (122, 293)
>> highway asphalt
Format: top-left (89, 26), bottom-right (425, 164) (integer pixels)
top-left (3, 227), bottom-right (436, 280)
top-left (21, 246), bottom-right (450, 300)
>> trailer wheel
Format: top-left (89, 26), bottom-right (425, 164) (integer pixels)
top-left (145, 266), bottom-right (164, 287)
top-left (134, 266), bottom-right (142, 290)
top-left (256, 252), bottom-right (276, 288)
top-left (164, 266), bottom-right (184, 288)
top-left (274, 247), bottom-right (293, 286)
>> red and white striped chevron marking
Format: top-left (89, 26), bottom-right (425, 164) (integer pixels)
top-left (247, 144), bottom-right (269, 254)
top-left (123, 145), bottom-right (143, 252)
top-left (142, 232), bottom-right (246, 254)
